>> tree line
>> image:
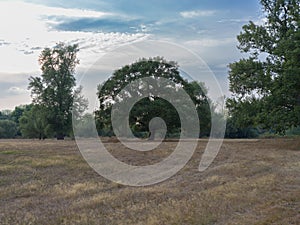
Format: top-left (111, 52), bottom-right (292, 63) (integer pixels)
top-left (0, 0), bottom-right (299, 139)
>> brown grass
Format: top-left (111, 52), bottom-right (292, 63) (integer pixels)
top-left (0, 138), bottom-right (299, 224)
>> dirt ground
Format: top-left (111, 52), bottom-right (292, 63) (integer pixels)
top-left (0, 138), bottom-right (299, 224)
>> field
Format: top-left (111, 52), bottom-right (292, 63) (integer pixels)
top-left (0, 138), bottom-right (299, 225)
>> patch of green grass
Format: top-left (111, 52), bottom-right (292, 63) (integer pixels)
top-left (0, 150), bottom-right (19, 155)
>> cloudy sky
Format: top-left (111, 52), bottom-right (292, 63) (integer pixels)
top-left (0, 0), bottom-right (262, 110)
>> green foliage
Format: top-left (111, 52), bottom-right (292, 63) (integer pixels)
top-left (19, 105), bottom-right (53, 139)
top-left (225, 117), bottom-right (260, 138)
top-left (286, 126), bottom-right (300, 136)
top-left (0, 120), bottom-right (17, 138)
top-left (96, 57), bottom-right (211, 138)
top-left (10, 105), bottom-right (32, 136)
top-left (0, 110), bottom-right (12, 120)
top-left (28, 43), bottom-right (80, 140)
top-left (129, 97), bottom-right (181, 138)
top-left (227, 0), bottom-right (300, 134)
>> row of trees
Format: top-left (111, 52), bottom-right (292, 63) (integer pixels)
top-left (1, 0), bottom-right (299, 139)
top-left (0, 56), bottom-right (217, 139)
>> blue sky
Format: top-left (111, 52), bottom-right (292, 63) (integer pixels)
top-left (0, 0), bottom-right (263, 110)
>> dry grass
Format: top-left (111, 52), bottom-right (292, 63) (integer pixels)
top-left (0, 138), bottom-right (299, 224)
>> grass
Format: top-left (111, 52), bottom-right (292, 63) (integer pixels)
top-left (0, 138), bottom-right (299, 224)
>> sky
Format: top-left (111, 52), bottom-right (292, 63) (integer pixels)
top-left (0, 0), bottom-right (263, 111)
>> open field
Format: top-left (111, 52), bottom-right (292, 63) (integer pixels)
top-left (0, 138), bottom-right (299, 224)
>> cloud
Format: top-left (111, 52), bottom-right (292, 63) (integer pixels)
top-left (53, 17), bottom-right (151, 33)
top-left (217, 16), bottom-right (268, 26)
top-left (7, 86), bottom-right (29, 95)
top-left (0, 40), bottom-right (10, 46)
top-left (0, 1), bottom-right (150, 109)
top-left (180, 10), bottom-right (216, 18)
top-left (0, 1), bottom-right (249, 110)
top-left (252, 17), bottom-right (268, 26)
top-left (0, 1), bottom-right (149, 73)
top-left (0, 94), bottom-right (31, 110)
top-left (217, 18), bottom-right (250, 23)
top-left (0, 72), bottom-right (32, 84)
top-left (184, 37), bottom-right (235, 47)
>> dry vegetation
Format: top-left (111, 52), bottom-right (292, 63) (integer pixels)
top-left (0, 138), bottom-right (299, 224)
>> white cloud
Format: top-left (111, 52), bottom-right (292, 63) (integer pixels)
top-left (0, 1), bottom-right (150, 109)
top-left (215, 63), bottom-right (229, 69)
top-left (217, 16), bottom-right (268, 26)
top-left (252, 17), bottom-right (268, 26)
top-left (7, 86), bottom-right (29, 95)
top-left (0, 72), bottom-right (32, 83)
top-left (0, 93), bottom-right (31, 109)
top-left (38, 5), bottom-right (113, 19)
top-left (217, 18), bottom-right (250, 23)
top-left (0, 1), bottom-right (149, 73)
top-left (180, 10), bottom-right (216, 18)
top-left (185, 37), bottom-right (235, 47)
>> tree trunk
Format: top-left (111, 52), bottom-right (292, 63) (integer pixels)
top-left (56, 133), bottom-right (64, 140)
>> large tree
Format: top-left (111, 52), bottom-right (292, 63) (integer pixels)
top-left (96, 57), bottom-right (211, 138)
top-left (227, 0), bottom-right (300, 133)
top-left (29, 43), bottom-right (80, 139)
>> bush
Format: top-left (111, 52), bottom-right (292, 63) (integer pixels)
top-left (286, 126), bottom-right (300, 136)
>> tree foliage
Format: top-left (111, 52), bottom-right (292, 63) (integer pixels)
top-left (10, 105), bottom-right (32, 136)
top-left (19, 105), bottom-right (52, 139)
top-left (227, 0), bottom-right (300, 133)
top-left (95, 57), bottom-right (211, 138)
top-left (0, 110), bottom-right (12, 120)
top-left (0, 120), bottom-right (17, 138)
top-left (28, 43), bottom-right (80, 139)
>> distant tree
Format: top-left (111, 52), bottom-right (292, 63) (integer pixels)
top-left (10, 104), bottom-right (32, 136)
top-left (28, 43), bottom-right (80, 140)
top-left (72, 85), bottom-right (89, 121)
top-left (187, 81), bottom-right (212, 137)
top-left (0, 120), bottom-right (17, 138)
top-left (19, 105), bottom-right (52, 139)
top-left (10, 105), bottom-right (32, 124)
top-left (73, 113), bottom-right (97, 138)
top-left (96, 57), bottom-right (211, 138)
top-left (225, 116), bottom-right (260, 138)
top-left (0, 110), bottom-right (12, 120)
top-left (227, 0), bottom-right (300, 134)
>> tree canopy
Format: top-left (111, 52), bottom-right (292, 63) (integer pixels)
top-left (227, 0), bottom-right (300, 133)
top-left (95, 57), bottom-right (211, 138)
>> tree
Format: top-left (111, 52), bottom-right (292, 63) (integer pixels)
top-left (73, 113), bottom-right (97, 138)
top-left (95, 57), bottom-right (211, 138)
top-left (0, 110), bottom-right (12, 120)
top-left (227, 0), bottom-right (300, 133)
top-left (19, 105), bottom-right (52, 139)
top-left (28, 43), bottom-right (80, 140)
top-left (72, 85), bottom-right (89, 121)
top-left (0, 120), bottom-right (17, 138)
top-left (10, 104), bottom-right (32, 136)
